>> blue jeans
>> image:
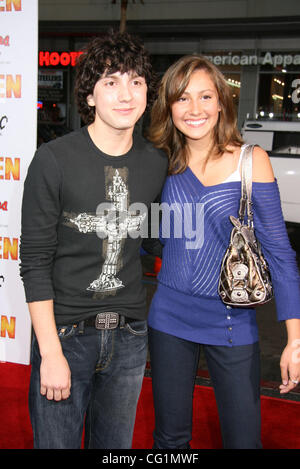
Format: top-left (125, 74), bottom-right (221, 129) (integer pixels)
top-left (148, 327), bottom-right (262, 449)
top-left (29, 319), bottom-right (148, 449)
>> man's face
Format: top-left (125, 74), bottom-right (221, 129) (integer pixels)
top-left (87, 71), bottom-right (147, 132)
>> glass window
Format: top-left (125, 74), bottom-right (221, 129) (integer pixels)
top-left (257, 51), bottom-right (300, 122)
top-left (37, 68), bottom-right (71, 145)
top-left (223, 73), bottom-right (241, 113)
top-left (272, 131), bottom-right (300, 155)
top-left (257, 72), bottom-right (300, 121)
top-left (150, 55), bottom-right (182, 75)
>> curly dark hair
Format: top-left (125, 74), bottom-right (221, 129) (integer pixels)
top-left (74, 29), bottom-right (156, 125)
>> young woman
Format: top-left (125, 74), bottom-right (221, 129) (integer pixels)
top-left (147, 55), bottom-right (300, 449)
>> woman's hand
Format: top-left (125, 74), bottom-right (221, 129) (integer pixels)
top-left (279, 340), bottom-right (300, 394)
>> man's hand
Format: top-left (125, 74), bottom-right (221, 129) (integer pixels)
top-left (28, 300), bottom-right (72, 401)
top-left (40, 352), bottom-right (71, 401)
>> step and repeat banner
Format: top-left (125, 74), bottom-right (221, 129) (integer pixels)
top-left (0, 0), bottom-right (38, 364)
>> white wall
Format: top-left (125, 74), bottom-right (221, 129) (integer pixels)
top-left (0, 0), bottom-right (38, 365)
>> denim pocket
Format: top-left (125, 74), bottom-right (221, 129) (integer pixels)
top-left (125, 319), bottom-right (148, 336)
top-left (57, 324), bottom-right (78, 340)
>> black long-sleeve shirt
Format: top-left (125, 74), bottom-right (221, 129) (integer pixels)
top-left (20, 126), bottom-right (168, 324)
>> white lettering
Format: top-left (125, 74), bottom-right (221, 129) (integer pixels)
top-left (283, 55), bottom-right (293, 67)
top-left (151, 202), bottom-right (182, 239)
top-left (248, 55), bottom-right (258, 65)
top-left (171, 453), bottom-right (199, 463)
top-left (294, 55), bottom-right (300, 65)
top-left (273, 55), bottom-right (283, 67)
top-left (262, 52), bottom-right (273, 65)
top-left (222, 53), bottom-right (231, 65)
top-left (232, 55), bottom-right (240, 65)
top-left (102, 454), bottom-right (136, 466)
top-left (204, 55), bottom-right (214, 63)
top-left (240, 55), bottom-right (249, 65)
top-left (184, 202), bottom-right (205, 249)
top-left (202, 52), bottom-right (299, 69)
top-left (292, 79), bottom-right (300, 104)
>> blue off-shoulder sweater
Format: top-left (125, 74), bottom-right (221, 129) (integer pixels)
top-left (148, 164), bottom-right (300, 346)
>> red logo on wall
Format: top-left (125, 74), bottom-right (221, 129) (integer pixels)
top-left (39, 51), bottom-right (83, 67)
top-left (0, 0), bottom-right (21, 12)
top-left (0, 201), bottom-right (8, 211)
top-left (1, 315), bottom-right (16, 339)
top-left (0, 35), bottom-right (9, 46)
top-left (0, 75), bottom-right (22, 99)
top-left (0, 236), bottom-right (18, 260)
top-left (0, 157), bottom-right (20, 180)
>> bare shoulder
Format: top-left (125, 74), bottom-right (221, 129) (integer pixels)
top-left (251, 145), bottom-right (275, 183)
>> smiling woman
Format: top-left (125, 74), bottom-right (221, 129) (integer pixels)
top-left (148, 54), bottom-right (243, 175)
top-left (146, 53), bottom-right (300, 450)
top-left (171, 69), bottom-right (221, 149)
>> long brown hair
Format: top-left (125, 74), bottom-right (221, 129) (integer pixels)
top-left (148, 55), bottom-right (243, 174)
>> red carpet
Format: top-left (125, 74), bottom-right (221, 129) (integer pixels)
top-left (1, 362), bottom-right (300, 449)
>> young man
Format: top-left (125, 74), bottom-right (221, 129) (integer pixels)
top-left (20, 30), bottom-right (167, 449)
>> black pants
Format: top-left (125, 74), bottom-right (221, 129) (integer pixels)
top-left (148, 327), bottom-right (262, 449)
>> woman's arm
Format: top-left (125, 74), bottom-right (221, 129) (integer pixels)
top-left (252, 145), bottom-right (300, 393)
top-left (251, 145), bottom-right (275, 183)
top-left (279, 319), bottom-right (300, 393)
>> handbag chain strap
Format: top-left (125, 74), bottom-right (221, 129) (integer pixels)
top-left (238, 144), bottom-right (256, 226)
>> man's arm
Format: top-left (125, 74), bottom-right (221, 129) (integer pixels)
top-left (141, 195), bottom-right (164, 258)
top-left (29, 300), bottom-right (71, 400)
top-left (20, 145), bottom-right (70, 400)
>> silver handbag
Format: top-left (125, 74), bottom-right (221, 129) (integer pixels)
top-left (218, 144), bottom-right (273, 307)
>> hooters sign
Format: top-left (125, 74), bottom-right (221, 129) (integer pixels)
top-left (0, 0), bottom-right (38, 365)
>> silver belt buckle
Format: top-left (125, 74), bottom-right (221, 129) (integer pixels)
top-left (95, 312), bottom-right (119, 330)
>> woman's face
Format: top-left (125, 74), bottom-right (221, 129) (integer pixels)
top-left (171, 68), bottom-right (221, 146)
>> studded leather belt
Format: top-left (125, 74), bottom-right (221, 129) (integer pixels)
top-left (83, 312), bottom-right (135, 330)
